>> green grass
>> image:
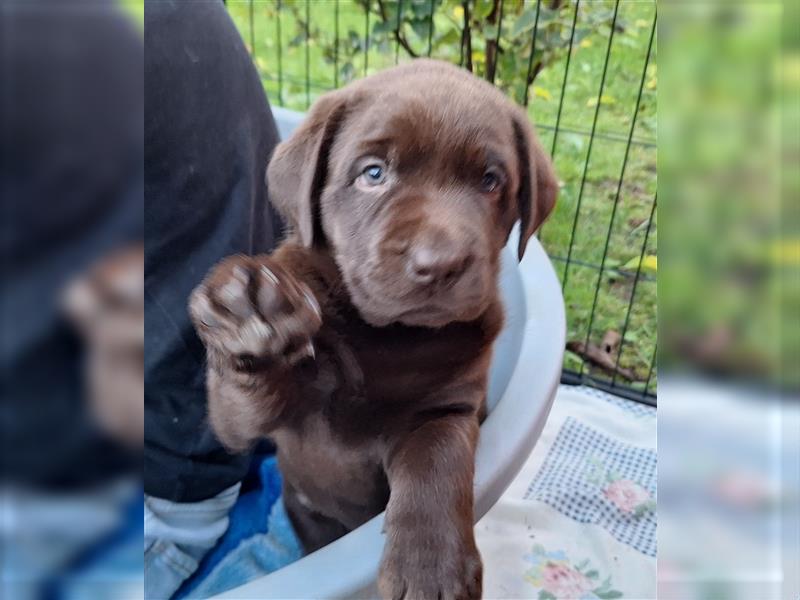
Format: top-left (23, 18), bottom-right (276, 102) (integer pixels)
top-left (227, 0), bottom-right (658, 395)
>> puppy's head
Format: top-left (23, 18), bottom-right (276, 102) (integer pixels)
top-left (268, 60), bottom-right (557, 328)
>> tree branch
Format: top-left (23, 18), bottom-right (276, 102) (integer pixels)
top-left (484, 0), bottom-right (501, 82)
top-left (376, 0), bottom-right (419, 59)
top-left (566, 339), bottom-right (640, 382)
top-left (528, 60), bottom-right (543, 85)
top-left (461, 0), bottom-right (472, 71)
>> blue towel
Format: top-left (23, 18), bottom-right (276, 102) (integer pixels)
top-left (174, 455), bottom-right (303, 599)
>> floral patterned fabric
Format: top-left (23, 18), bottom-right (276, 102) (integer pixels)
top-left (524, 417), bottom-right (657, 557)
top-left (523, 546), bottom-right (623, 600)
top-left (476, 385), bottom-right (657, 599)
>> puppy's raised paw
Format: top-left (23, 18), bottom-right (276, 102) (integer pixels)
top-left (189, 255), bottom-right (322, 371)
top-left (378, 530), bottom-right (482, 600)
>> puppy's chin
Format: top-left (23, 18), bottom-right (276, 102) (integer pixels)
top-left (355, 297), bottom-right (489, 329)
top-left (342, 269), bottom-right (491, 328)
top-left (397, 301), bottom-right (490, 328)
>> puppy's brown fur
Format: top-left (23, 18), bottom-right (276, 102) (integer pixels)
top-left (190, 60), bottom-right (557, 600)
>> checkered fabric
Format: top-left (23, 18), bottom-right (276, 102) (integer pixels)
top-left (523, 416), bottom-right (657, 557)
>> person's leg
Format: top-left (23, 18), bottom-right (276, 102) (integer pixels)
top-left (0, 481), bottom-right (140, 600)
top-left (143, 483), bottom-right (241, 600)
top-left (144, 1), bottom-right (283, 596)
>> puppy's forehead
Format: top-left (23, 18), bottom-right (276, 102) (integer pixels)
top-left (344, 89), bottom-right (512, 167)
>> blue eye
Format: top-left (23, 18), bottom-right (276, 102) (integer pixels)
top-left (481, 171), bottom-right (500, 193)
top-left (360, 163), bottom-right (387, 186)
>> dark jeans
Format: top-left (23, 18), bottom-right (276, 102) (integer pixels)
top-left (144, 0), bottom-right (284, 502)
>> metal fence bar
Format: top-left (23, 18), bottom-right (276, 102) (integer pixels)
top-left (334, 0), bottom-right (340, 88)
top-left (276, 0), bottom-right (284, 105)
top-left (427, 0), bottom-right (435, 57)
top-left (580, 9), bottom-right (656, 380)
top-left (561, 0), bottom-right (620, 290)
top-left (489, 0), bottom-right (505, 85)
top-left (612, 194), bottom-right (656, 388)
top-left (561, 369), bottom-right (656, 405)
top-left (522, 0), bottom-right (542, 107)
top-left (548, 254), bottom-right (656, 283)
top-left (460, 0), bottom-right (471, 70)
top-left (536, 122), bottom-right (656, 148)
top-left (305, 0), bottom-right (311, 109)
top-left (395, 0), bottom-right (404, 65)
top-left (644, 343), bottom-right (657, 396)
top-left (549, 0), bottom-right (579, 158)
top-left (364, 1), bottom-right (370, 76)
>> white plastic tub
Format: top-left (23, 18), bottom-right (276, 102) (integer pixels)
top-left (215, 107), bottom-right (566, 599)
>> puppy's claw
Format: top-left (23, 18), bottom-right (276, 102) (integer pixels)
top-left (260, 265), bottom-right (279, 286)
top-left (302, 288), bottom-right (321, 318)
top-left (191, 291), bottom-right (219, 328)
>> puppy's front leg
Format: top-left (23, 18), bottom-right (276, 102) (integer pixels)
top-left (188, 254), bottom-right (322, 451)
top-left (380, 413), bottom-right (482, 600)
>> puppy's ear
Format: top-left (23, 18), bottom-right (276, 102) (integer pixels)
top-left (267, 91), bottom-right (349, 247)
top-left (511, 111), bottom-right (559, 260)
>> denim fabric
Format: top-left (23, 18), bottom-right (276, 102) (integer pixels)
top-left (183, 497), bottom-right (302, 599)
top-left (0, 480), bottom-right (142, 600)
top-left (144, 483), bottom-right (241, 600)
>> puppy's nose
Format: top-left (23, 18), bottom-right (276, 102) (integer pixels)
top-left (407, 238), bottom-right (470, 286)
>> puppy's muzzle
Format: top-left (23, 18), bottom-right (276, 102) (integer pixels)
top-left (405, 232), bottom-right (472, 289)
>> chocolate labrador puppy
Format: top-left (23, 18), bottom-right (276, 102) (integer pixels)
top-left (189, 59), bottom-right (557, 599)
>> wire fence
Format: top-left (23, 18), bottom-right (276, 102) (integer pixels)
top-left (225, 0), bottom-right (658, 404)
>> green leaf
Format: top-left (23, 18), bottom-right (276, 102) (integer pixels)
top-left (411, 1), bottom-right (435, 18)
top-left (340, 61), bottom-right (355, 83)
top-left (347, 30), bottom-right (363, 51)
top-left (372, 20), bottom-right (393, 36)
top-left (380, 3), bottom-right (399, 25)
top-left (586, 94), bottom-right (617, 108)
top-left (595, 578), bottom-right (612, 594)
top-left (621, 254), bottom-right (657, 273)
top-left (576, 558), bottom-right (590, 570)
top-left (538, 591), bottom-right (557, 600)
top-left (572, 27), bottom-right (591, 45)
top-left (586, 569), bottom-right (600, 579)
top-left (537, 6), bottom-right (560, 25)
top-left (411, 18), bottom-right (431, 42)
top-left (511, 7), bottom-right (539, 38)
top-left (473, 0), bottom-right (494, 20)
top-left (436, 28), bottom-right (462, 46)
top-left (288, 32), bottom-right (306, 47)
top-left (633, 500), bottom-right (655, 518)
top-left (483, 24), bottom-right (498, 39)
top-left (597, 591), bottom-right (623, 599)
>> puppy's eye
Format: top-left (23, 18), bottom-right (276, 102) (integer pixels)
top-left (359, 163), bottom-right (387, 186)
top-left (481, 171), bottom-right (500, 193)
